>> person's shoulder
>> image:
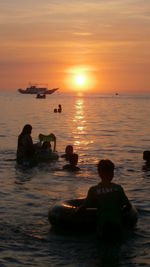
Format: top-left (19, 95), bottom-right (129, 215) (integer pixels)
top-left (88, 184), bottom-right (99, 194)
top-left (111, 182), bottom-right (124, 191)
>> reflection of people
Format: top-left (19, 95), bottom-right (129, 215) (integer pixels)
top-left (63, 153), bottom-right (80, 171)
top-left (17, 124), bottom-right (35, 163)
top-left (61, 145), bottom-right (73, 161)
top-left (77, 159), bottom-right (131, 239)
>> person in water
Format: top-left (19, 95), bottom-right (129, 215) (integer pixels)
top-left (61, 145), bottom-right (73, 161)
top-left (143, 150), bottom-right (150, 163)
top-left (77, 159), bottom-right (131, 239)
top-left (41, 141), bottom-right (52, 153)
top-left (16, 124), bottom-right (35, 163)
top-left (63, 153), bottom-right (80, 171)
top-left (58, 104), bottom-right (62, 113)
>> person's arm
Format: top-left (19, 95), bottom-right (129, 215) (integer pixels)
top-left (120, 186), bottom-right (131, 211)
top-left (76, 187), bottom-right (95, 214)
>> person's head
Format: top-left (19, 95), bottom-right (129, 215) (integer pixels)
top-left (69, 153), bottom-right (78, 166)
top-left (42, 141), bottom-right (51, 150)
top-left (97, 159), bottom-right (115, 183)
top-left (65, 145), bottom-right (73, 155)
top-left (21, 124), bottom-right (32, 135)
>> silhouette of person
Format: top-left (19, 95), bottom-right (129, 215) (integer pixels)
top-left (16, 124), bottom-right (35, 164)
top-left (58, 104), bottom-right (62, 113)
top-left (61, 145), bottom-right (73, 161)
top-left (63, 153), bottom-right (80, 171)
top-left (76, 159), bottom-right (131, 239)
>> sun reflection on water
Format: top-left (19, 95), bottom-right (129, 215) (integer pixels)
top-left (73, 98), bottom-right (93, 148)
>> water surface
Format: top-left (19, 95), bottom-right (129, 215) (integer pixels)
top-left (0, 91), bottom-right (150, 266)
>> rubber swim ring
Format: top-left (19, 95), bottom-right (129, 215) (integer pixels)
top-left (48, 198), bottom-right (138, 231)
top-left (36, 151), bottom-right (59, 162)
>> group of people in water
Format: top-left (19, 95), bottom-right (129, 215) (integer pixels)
top-left (17, 124), bottom-right (137, 239)
top-left (54, 104), bottom-right (62, 113)
top-left (16, 124), bottom-right (79, 171)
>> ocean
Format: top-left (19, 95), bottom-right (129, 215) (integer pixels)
top-left (0, 91), bottom-right (150, 267)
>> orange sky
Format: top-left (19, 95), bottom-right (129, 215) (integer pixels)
top-left (0, 0), bottom-right (150, 93)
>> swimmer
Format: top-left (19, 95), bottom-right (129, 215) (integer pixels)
top-left (63, 153), bottom-right (80, 172)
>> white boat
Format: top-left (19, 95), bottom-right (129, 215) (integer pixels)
top-left (18, 84), bottom-right (59, 95)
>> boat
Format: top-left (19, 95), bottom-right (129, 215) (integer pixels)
top-left (18, 84), bottom-right (59, 95)
top-left (36, 93), bottom-right (46, 99)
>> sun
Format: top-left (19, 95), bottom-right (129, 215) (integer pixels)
top-left (75, 75), bottom-right (86, 86)
top-left (64, 65), bottom-right (97, 92)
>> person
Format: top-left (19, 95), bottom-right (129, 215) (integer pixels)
top-left (41, 141), bottom-right (52, 153)
top-left (143, 150), bottom-right (150, 163)
top-left (77, 159), bottom-right (131, 239)
top-left (63, 153), bottom-right (80, 171)
top-left (16, 124), bottom-right (35, 164)
top-left (58, 104), bottom-right (62, 113)
top-left (61, 145), bottom-right (73, 161)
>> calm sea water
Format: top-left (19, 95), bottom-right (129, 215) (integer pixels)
top-left (0, 91), bottom-right (150, 267)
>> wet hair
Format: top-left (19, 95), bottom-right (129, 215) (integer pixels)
top-left (69, 153), bottom-right (78, 166)
top-left (65, 145), bottom-right (73, 155)
top-left (21, 124), bottom-right (32, 135)
top-left (97, 159), bottom-right (115, 181)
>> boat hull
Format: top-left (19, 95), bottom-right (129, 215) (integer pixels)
top-left (18, 88), bottom-right (59, 94)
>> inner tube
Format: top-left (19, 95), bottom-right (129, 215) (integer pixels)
top-left (17, 152), bottom-right (59, 167)
top-left (36, 151), bottom-right (59, 162)
top-left (48, 198), bottom-right (138, 231)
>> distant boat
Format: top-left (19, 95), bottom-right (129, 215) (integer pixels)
top-left (18, 84), bottom-right (59, 95)
top-left (36, 93), bottom-right (46, 99)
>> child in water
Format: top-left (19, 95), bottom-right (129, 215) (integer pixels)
top-left (63, 153), bottom-right (80, 172)
top-left (61, 145), bottom-right (73, 161)
top-left (77, 159), bottom-right (131, 239)
top-left (41, 141), bottom-right (52, 153)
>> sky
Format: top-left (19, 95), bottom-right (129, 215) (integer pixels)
top-left (0, 0), bottom-right (150, 93)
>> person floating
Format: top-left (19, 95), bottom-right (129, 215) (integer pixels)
top-left (63, 153), bottom-right (80, 172)
top-left (16, 124), bottom-right (35, 164)
top-left (76, 159), bottom-right (131, 239)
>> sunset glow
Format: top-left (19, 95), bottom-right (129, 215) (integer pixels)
top-left (0, 1), bottom-right (150, 93)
